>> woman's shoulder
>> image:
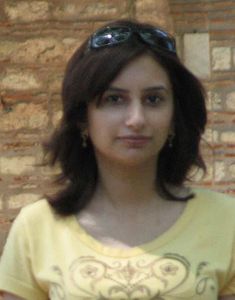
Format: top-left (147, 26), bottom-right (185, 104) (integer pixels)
top-left (15, 198), bottom-right (58, 226)
top-left (193, 187), bottom-right (235, 202)
top-left (21, 198), bottom-right (52, 213)
top-left (192, 187), bottom-right (235, 217)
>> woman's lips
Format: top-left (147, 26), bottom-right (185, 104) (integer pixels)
top-left (117, 135), bottom-right (151, 147)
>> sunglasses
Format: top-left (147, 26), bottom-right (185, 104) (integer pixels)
top-left (88, 26), bottom-right (176, 54)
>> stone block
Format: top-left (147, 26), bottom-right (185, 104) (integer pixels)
top-left (136, 0), bottom-right (174, 32)
top-left (206, 92), bottom-right (212, 110)
top-left (0, 156), bottom-right (36, 175)
top-left (214, 161), bottom-right (226, 182)
top-left (9, 177), bottom-right (39, 190)
top-left (12, 38), bottom-right (64, 64)
top-left (0, 103), bottom-right (48, 131)
top-left (52, 110), bottom-right (62, 127)
top-left (0, 69), bottom-right (41, 90)
top-left (220, 131), bottom-right (235, 144)
top-left (47, 74), bottom-right (64, 93)
top-left (52, 0), bottom-right (128, 21)
top-left (207, 91), bottom-right (223, 111)
top-left (49, 95), bottom-right (62, 126)
top-left (212, 47), bottom-right (231, 71)
top-left (0, 139), bottom-right (37, 152)
top-left (226, 92), bottom-right (235, 110)
top-left (11, 38), bottom-right (80, 65)
top-left (4, 1), bottom-right (49, 22)
top-left (212, 112), bottom-right (234, 125)
top-left (8, 193), bottom-right (40, 209)
top-left (183, 33), bottom-right (210, 79)
top-left (0, 41), bottom-right (19, 61)
top-left (229, 163), bottom-right (235, 179)
top-left (203, 128), bottom-right (219, 144)
top-left (0, 37), bottom-right (80, 65)
top-left (62, 38), bottom-right (81, 62)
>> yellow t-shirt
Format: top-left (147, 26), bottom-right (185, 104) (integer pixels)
top-left (0, 188), bottom-right (235, 299)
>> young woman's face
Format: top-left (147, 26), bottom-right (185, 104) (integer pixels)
top-left (87, 54), bottom-right (174, 167)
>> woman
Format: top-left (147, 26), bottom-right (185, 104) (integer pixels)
top-left (0, 19), bottom-right (234, 300)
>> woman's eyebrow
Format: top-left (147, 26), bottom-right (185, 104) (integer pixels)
top-left (106, 86), bottom-right (129, 93)
top-left (107, 85), bottom-right (168, 93)
top-left (143, 85), bottom-right (168, 92)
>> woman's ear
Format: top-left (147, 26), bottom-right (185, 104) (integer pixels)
top-left (78, 122), bottom-right (89, 148)
top-left (167, 124), bottom-right (175, 148)
top-left (81, 128), bottom-right (88, 148)
top-left (167, 132), bottom-right (175, 148)
top-left (77, 120), bottom-right (87, 130)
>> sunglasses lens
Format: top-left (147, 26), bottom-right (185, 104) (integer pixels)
top-left (90, 26), bottom-right (176, 53)
top-left (140, 29), bottom-right (176, 52)
top-left (91, 27), bottom-right (131, 48)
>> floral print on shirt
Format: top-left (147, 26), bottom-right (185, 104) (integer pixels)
top-left (49, 253), bottom-right (216, 299)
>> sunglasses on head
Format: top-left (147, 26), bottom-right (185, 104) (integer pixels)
top-left (88, 25), bottom-right (176, 54)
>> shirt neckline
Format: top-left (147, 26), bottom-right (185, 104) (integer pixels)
top-left (69, 189), bottom-right (200, 258)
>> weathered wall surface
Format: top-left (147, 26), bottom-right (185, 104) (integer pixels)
top-left (0, 0), bottom-right (234, 257)
top-left (170, 0), bottom-right (235, 193)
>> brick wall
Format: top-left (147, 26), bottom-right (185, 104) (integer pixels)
top-left (0, 0), bottom-right (234, 257)
top-left (170, 0), bottom-right (235, 194)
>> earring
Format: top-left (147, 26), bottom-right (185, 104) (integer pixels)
top-left (168, 133), bottom-right (175, 148)
top-left (81, 129), bottom-right (88, 148)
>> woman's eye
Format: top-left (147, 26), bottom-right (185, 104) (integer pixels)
top-left (104, 95), bottom-right (123, 104)
top-left (146, 95), bottom-right (162, 105)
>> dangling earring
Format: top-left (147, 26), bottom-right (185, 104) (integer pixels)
top-left (81, 129), bottom-right (88, 148)
top-left (168, 133), bottom-right (175, 148)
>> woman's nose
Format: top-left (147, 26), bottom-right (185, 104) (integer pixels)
top-left (125, 102), bottom-right (146, 130)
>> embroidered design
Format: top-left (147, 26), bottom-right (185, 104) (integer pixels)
top-left (195, 262), bottom-right (215, 295)
top-left (49, 253), bottom-right (216, 299)
top-left (49, 266), bottom-right (66, 300)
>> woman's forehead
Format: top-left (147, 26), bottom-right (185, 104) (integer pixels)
top-left (109, 54), bottom-right (171, 90)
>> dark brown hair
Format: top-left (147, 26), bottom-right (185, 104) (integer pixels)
top-left (44, 19), bottom-right (207, 215)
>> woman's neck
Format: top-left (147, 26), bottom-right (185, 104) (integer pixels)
top-left (92, 157), bottom-right (161, 210)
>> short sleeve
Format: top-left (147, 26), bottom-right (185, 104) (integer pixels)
top-left (0, 209), bottom-right (47, 300)
top-left (220, 236), bottom-right (235, 296)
